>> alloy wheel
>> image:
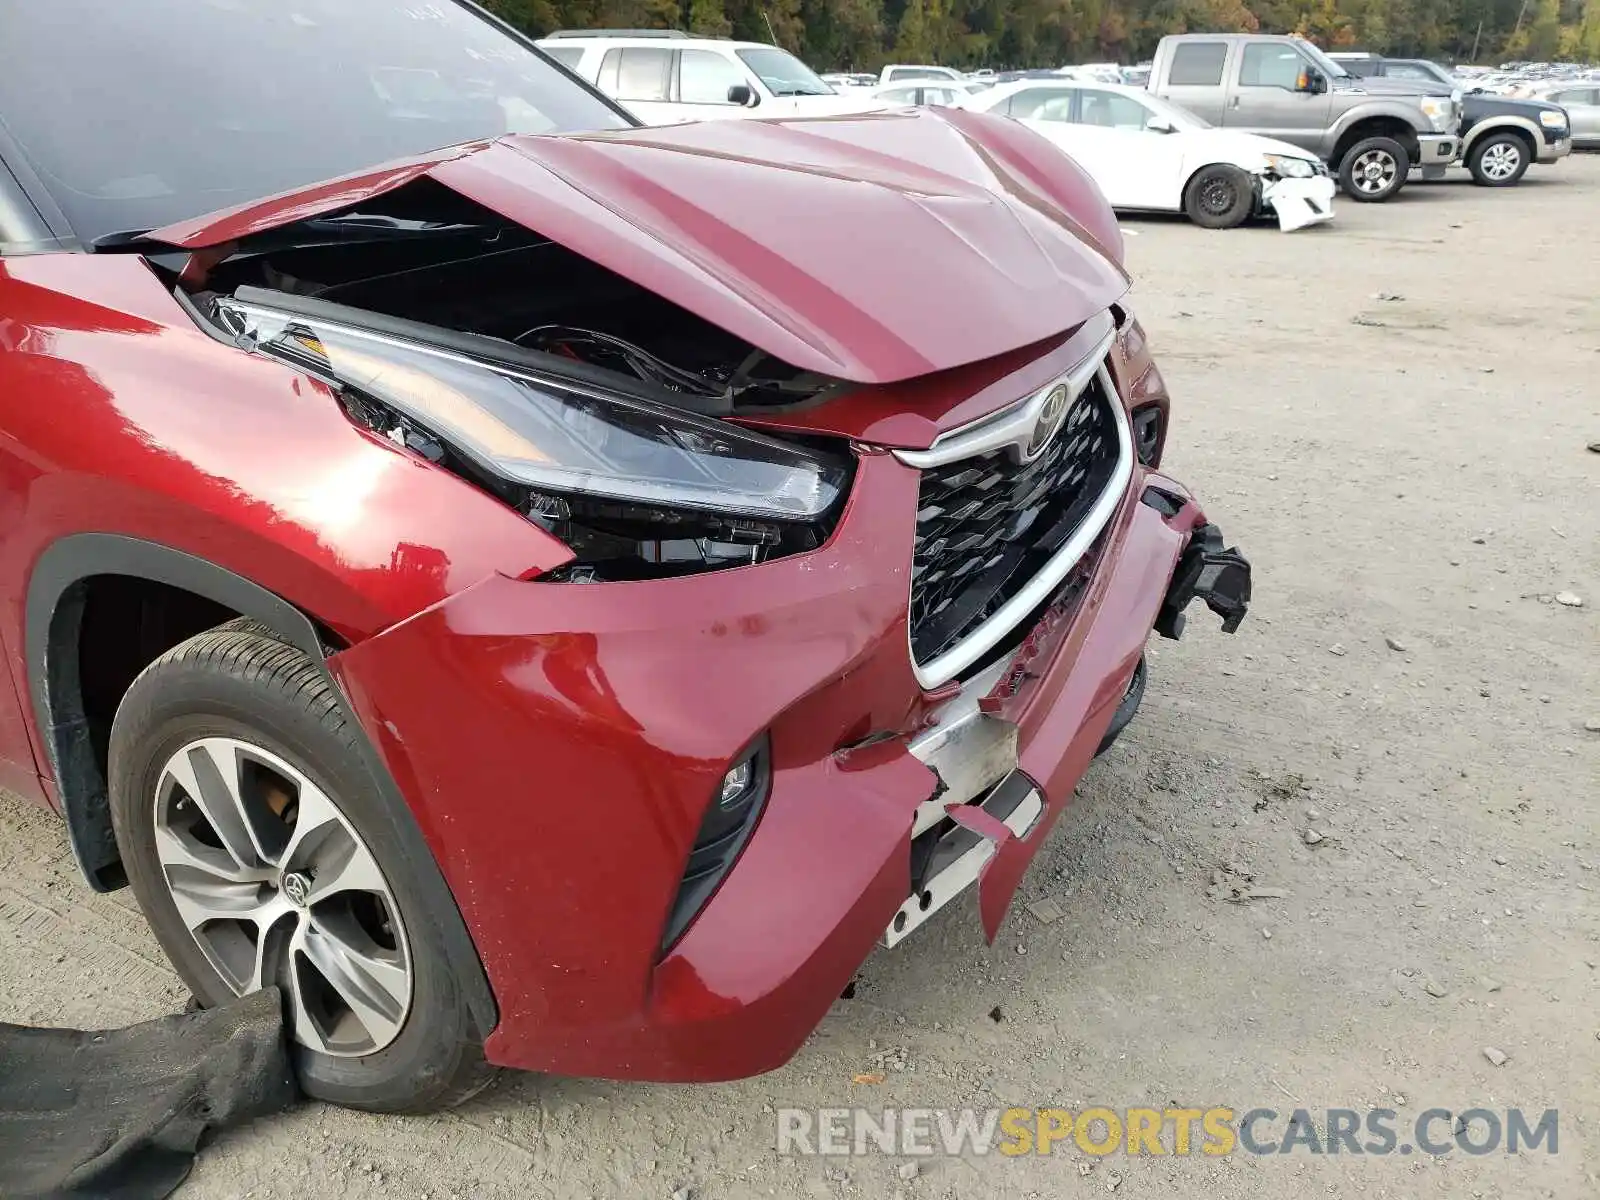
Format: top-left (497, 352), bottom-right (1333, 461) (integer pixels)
top-left (152, 736), bottom-right (412, 1056)
top-left (1351, 149), bottom-right (1398, 194)
top-left (1480, 142), bottom-right (1521, 180)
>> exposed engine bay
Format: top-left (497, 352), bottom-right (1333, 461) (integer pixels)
top-left (183, 183), bottom-right (852, 582)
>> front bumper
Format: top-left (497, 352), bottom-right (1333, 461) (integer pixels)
top-left (1416, 133), bottom-right (1459, 165)
top-left (330, 411), bottom-right (1249, 1085)
top-left (1537, 133), bottom-right (1573, 163)
top-left (1262, 175), bottom-right (1337, 231)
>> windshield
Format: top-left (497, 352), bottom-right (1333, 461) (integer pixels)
top-left (735, 48), bottom-right (834, 96)
top-left (1295, 40), bottom-right (1353, 80)
top-left (0, 0), bottom-right (629, 245)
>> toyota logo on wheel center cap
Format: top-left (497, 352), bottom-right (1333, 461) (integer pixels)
top-left (281, 871), bottom-right (312, 907)
top-left (1023, 384), bottom-right (1071, 461)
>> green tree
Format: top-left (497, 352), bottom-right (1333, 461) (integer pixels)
top-left (893, 0), bottom-right (932, 58)
top-left (1523, 0), bottom-right (1562, 56)
top-left (687, 0), bottom-right (732, 36)
top-left (1580, 0), bottom-right (1600, 59)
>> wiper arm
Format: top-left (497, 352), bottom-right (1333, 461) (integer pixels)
top-left (90, 229), bottom-right (163, 252)
top-left (307, 214), bottom-right (489, 236)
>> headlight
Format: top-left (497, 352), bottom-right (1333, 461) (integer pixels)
top-left (1539, 109), bottom-right (1567, 129)
top-left (1418, 96), bottom-right (1454, 132)
top-left (214, 298), bottom-right (845, 525)
top-left (1262, 153), bottom-right (1315, 178)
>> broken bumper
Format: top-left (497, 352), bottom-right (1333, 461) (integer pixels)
top-left (888, 503), bottom-right (1249, 947)
top-left (1263, 175), bottom-right (1337, 231)
top-left (329, 450), bottom-right (1248, 1083)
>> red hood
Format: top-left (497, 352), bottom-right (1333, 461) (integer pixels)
top-left (150, 109), bottom-right (1129, 384)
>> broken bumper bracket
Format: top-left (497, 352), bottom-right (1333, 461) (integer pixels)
top-left (1154, 522), bottom-right (1252, 640)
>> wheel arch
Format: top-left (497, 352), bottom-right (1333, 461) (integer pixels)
top-left (1331, 114), bottom-right (1421, 165)
top-left (1181, 159), bottom-right (1264, 201)
top-left (1463, 116), bottom-right (1539, 154)
top-left (25, 534), bottom-right (331, 890)
top-left (24, 532), bottom-right (500, 1038)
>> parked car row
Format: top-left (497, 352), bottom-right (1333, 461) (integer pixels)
top-left (1330, 52), bottom-right (1586, 183)
top-left (960, 78), bottom-right (1336, 230)
top-left (539, 30), bottom-right (1586, 234)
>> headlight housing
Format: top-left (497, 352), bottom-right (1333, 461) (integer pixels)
top-left (1539, 109), bottom-right (1567, 129)
top-left (1262, 153), bottom-right (1316, 178)
top-left (213, 296), bottom-right (849, 577)
top-left (1418, 96), bottom-right (1454, 132)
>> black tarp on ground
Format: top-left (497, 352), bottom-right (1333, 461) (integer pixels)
top-left (0, 987), bottom-right (296, 1199)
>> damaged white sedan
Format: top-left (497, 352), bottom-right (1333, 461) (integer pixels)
top-left (961, 81), bottom-right (1335, 231)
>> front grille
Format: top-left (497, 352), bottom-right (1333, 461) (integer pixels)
top-left (909, 367), bottom-right (1121, 668)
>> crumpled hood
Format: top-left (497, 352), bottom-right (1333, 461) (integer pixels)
top-left (149, 108), bottom-right (1129, 384)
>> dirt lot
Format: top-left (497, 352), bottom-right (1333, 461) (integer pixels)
top-left (3, 157), bottom-right (1598, 1200)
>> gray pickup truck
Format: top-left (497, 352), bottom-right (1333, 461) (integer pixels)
top-left (1148, 34), bottom-right (1462, 202)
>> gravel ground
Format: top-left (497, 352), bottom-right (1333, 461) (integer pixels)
top-left (3, 157), bottom-right (1597, 1200)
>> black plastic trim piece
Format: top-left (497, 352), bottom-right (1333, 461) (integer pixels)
top-left (25, 536), bottom-right (327, 890)
top-left (659, 735), bottom-right (771, 954)
top-left (1131, 403), bottom-right (1164, 467)
top-left (1154, 522), bottom-right (1253, 640)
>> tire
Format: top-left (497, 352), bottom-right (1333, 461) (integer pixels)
top-left (1338, 136), bottom-right (1408, 202)
top-left (1095, 655), bottom-right (1147, 756)
top-left (107, 623), bottom-right (496, 1112)
top-left (1467, 131), bottom-right (1531, 186)
top-left (1182, 164), bottom-right (1256, 229)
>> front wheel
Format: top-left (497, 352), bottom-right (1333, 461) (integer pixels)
top-left (1467, 132), bottom-right (1531, 186)
top-left (108, 623), bottom-right (496, 1112)
top-left (1338, 137), bottom-right (1408, 202)
top-left (1182, 164), bottom-right (1256, 229)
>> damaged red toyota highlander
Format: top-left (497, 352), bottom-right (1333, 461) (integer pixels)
top-left (0, 0), bottom-right (1249, 1111)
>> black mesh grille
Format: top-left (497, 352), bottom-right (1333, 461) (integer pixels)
top-left (910, 369), bottom-right (1121, 668)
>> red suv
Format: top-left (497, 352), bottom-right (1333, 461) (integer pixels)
top-left (0, 0), bottom-right (1249, 1111)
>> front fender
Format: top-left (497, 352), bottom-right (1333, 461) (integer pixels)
top-left (1462, 114), bottom-right (1540, 151)
top-left (1330, 102), bottom-right (1429, 142)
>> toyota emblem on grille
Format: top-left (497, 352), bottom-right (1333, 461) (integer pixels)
top-left (1022, 384), bottom-right (1071, 461)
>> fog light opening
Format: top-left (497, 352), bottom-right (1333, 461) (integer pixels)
top-left (719, 759), bottom-right (754, 809)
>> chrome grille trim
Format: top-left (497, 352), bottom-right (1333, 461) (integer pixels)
top-left (895, 314), bottom-right (1116, 469)
top-left (892, 317), bottom-right (1132, 690)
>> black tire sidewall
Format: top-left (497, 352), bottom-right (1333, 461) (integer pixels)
top-left (1339, 137), bottom-right (1408, 202)
top-left (1469, 132), bottom-right (1530, 186)
top-left (108, 639), bottom-right (490, 1112)
top-left (1184, 165), bottom-right (1255, 229)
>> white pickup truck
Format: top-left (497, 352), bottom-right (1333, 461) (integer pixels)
top-left (538, 30), bottom-right (884, 125)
